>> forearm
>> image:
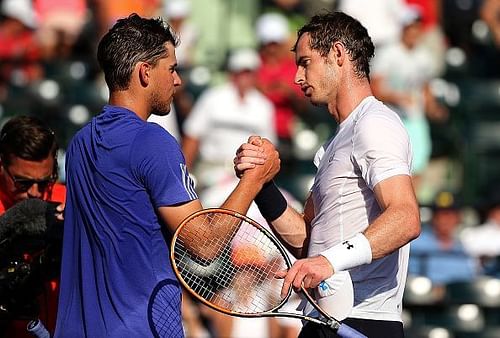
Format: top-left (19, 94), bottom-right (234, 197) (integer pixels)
top-left (267, 206), bottom-right (308, 258)
top-left (364, 203), bottom-right (420, 259)
top-left (221, 176), bottom-right (264, 215)
top-left (253, 181), bottom-right (309, 258)
top-left (321, 175), bottom-right (421, 272)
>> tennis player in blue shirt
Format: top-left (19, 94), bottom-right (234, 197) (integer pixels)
top-left (55, 14), bottom-right (279, 338)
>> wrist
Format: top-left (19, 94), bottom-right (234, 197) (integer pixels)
top-left (254, 180), bottom-right (287, 222)
top-left (320, 233), bottom-right (372, 272)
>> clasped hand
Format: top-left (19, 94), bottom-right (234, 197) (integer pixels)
top-left (233, 136), bottom-right (280, 185)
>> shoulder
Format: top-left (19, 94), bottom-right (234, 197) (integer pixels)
top-left (131, 122), bottom-right (181, 161)
top-left (354, 98), bottom-right (406, 135)
top-left (249, 89), bottom-right (274, 110)
top-left (140, 122), bottom-right (177, 145)
top-left (197, 84), bottom-right (229, 102)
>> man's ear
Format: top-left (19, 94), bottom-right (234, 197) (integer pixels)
top-left (138, 62), bottom-right (151, 87)
top-left (331, 41), bottom-right (346, 66)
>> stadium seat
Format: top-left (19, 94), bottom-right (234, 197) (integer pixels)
top-left (426, 304), bottom-right (485, 333)
top-left (405, 326), bottom-right (454, 338)
top-left (404, 275), bottom-right (446, 306)
top-left (446, 277), bottom-right (500, 307)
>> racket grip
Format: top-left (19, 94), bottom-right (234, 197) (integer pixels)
top-left (337, 323), bottom-right (367, 338)
top-left (27, 319), bottom-right (51, 338)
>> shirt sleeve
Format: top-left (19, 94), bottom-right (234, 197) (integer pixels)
top-left (131, 124), bottom-right (197, 208)
top-left (352, 110), bottom-right (412, 190)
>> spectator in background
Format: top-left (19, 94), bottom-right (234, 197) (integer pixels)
top-left (480, 0), bottom-right (500, 47)
top-left (260, 0), bottom-right (307, 34)
top-left (182, 48), bottom-right (277, 191)
top-left (164, 0), bottom-right (198, 69)
top-left (461, 190), bottom-right (500, 277)
top-left (32, 0), bottom-right (87, 59)
top-left (162, 0), bottom-right (198, 135)
top-left (255, 12), bottom-right (307, 163)
top-left (405, 0), bottom-right (447, 76)
top-left (409, 190), bottom-right (478, 285)
top-left (0, 115), bottom-right (65, 338)
top-left (336, 0), bottom-right (406, 49)
top-left (0, 0), bottom-right (43, 93)
top-left (94, 0), bottom-right (161, 34)
top-left (371, 4), bottom-right (448, 196)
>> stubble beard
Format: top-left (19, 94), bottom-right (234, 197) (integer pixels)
top-left (150, 91), bottom-right (172, 116)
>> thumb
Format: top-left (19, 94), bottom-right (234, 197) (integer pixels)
top-left (248, 135), bottom-right (263, 146)
top-left (274, 269), bottom-right (287, 279)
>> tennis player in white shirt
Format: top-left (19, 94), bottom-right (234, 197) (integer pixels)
top-left (234, 11), bottom-right (421, 338)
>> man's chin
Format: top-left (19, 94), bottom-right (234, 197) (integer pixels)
top-left (151, 109), bottom-right (171, 117)
top-left (308, 97), bottom-right (322, 107)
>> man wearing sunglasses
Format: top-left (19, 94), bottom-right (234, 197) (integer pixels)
top-left (0, 115), bottom-right (65, 213)
top-left (0, 115), bottom-right (66, 338)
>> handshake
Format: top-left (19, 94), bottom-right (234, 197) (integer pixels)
top-left (233, 136), bottom-right (281, 184)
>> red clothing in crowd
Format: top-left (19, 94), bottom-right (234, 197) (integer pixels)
top-left (256, 54), bottom-right (302, 140)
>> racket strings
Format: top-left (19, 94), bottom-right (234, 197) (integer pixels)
top-left (173, 212), bottom-right (288, 315)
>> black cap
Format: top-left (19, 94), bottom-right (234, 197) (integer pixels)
top-left (432, 191), bottom-right (461, 210)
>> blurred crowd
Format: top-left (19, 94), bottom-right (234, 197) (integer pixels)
top-left (1, 0), bottom-right (500, 337)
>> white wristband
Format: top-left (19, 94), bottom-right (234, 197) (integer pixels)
top-left (320, 233), bottom-right (372, 272)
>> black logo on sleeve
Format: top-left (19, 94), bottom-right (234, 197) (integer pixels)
top-left (342, 240), bottom-right (354, 250)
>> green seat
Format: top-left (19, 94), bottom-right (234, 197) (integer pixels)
top-left (446, 277), bottom-right (500, 307)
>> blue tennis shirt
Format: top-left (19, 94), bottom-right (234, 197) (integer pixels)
top-left (55, 105), bottom-right (197, 337)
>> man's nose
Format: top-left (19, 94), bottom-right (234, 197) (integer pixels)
top-left (27, 184), bottom-right (43, 199)
top-left (173, 71), bottom-right (182, 86)
top-left (294, 69), bottom-right (304, 85)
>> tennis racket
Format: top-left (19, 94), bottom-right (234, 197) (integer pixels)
top-left (170, 208), bottom-right (366, 338)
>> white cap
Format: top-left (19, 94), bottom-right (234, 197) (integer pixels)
top-left (227, 48), bottom-right (261, 72)
top-left (165, 0), bottom-right (191, 19)
top-left (399, 4), bottom-right (422, 27)
top-left (1, 0), bottom-right (37, 29)
top-left (256, 13), bottom-right (290, 44)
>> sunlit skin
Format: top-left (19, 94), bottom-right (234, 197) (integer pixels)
top-left (149, 43), bottom-right (182, 116)
top-left (432, 209), bottom-right (462, 250)
top-left (0, 156), bottom-right (54, 209)
top-left (294, 33), bottom-right (360, 124)
top-left (109, 42), bottom-right (182, 121)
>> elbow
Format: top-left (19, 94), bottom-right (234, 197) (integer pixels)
top-left (407, 209), bottom-right (421, 242)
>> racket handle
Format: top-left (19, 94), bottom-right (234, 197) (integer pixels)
top-left (337, 323), bottom-right (367, 338)
top-left (27, 319), bottom-right (51, 338)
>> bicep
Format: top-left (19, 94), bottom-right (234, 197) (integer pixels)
top-left (157, 199), bottom-right (203, 235)
top-left (373, 174), bottom-right (417, 210)
top-left (366, 174), bottom-right (420, 259)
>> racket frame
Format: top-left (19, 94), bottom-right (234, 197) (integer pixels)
top-left (170, 208), bottom-right (342, 331)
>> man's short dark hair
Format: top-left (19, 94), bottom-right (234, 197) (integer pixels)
top-left (293, 11), bottom-right (375, 80)
top-left (97, 13), bottom-right (179, 92)
top-left (0, 116), bottom-right (58, 177)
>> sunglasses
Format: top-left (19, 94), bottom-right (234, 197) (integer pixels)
top-left (3, 165), bottom-right (55, 192)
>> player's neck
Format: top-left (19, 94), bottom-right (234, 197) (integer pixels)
top-left (108, 91), bottom-right (149, 121)
top-left (333, 80), bottom-right (372, 124)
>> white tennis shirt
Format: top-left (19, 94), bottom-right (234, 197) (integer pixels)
top-left (309, 96), bottom-right (413, 322)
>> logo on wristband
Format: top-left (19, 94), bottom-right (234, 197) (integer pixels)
top-left (342, 240), bottom-right (354, 250)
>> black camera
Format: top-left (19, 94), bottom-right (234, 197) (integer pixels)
top-left (0, 199), bottom-right (63, 320)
